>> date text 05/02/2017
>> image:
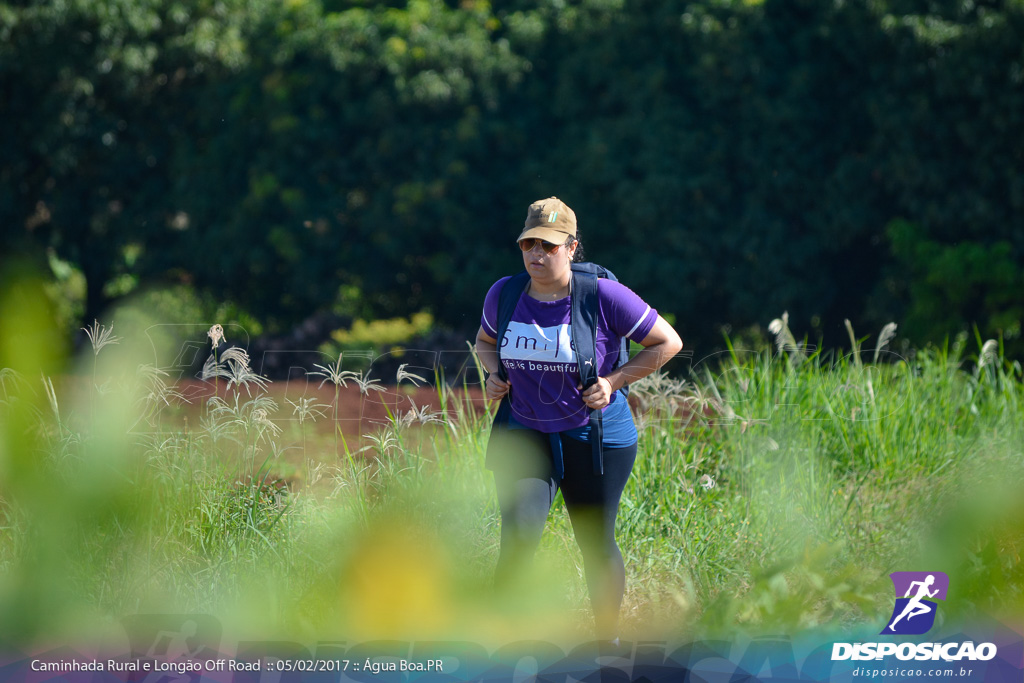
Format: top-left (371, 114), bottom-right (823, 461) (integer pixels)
top-left (264, 659), bottom-right (444, 674)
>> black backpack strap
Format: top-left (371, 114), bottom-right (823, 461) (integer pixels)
top-left (570, 266), bottom-right (606, 475)
top-left (494, 271), bottom-right (530, 383)
top-left (488, 271), bottom-right (530, 440)
top-left (570, 266), bottom-right (601, 390)
top-left (572, 262), bottom-right (630, 390)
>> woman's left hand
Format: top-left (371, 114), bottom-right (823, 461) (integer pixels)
top-left (579, 377), bottom-right (614, 410)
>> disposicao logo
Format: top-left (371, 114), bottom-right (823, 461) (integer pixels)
top-left (882, 571), bottom-right (948, 635)
top-left (831, 571), bottom-right (998, 663)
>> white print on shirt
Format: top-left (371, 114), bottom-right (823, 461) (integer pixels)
top-left (500, 321), bottom-right (576, 368)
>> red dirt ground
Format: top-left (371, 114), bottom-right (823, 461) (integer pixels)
top-left (159, 379), bottom-right (487, 439)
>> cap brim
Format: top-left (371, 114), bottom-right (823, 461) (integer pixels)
top-left (515, 226), bottom-right (575, 244)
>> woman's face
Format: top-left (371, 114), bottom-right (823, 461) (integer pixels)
top-left (520, 238), bottom-right (577, 283)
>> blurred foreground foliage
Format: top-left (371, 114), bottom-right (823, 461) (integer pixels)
top-left (2, 0), bottom-right (1024, 352)
top-left (0, 287), bottom-right (1022, 645)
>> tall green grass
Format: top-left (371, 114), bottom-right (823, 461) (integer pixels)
top-left (0, 299), bottom-right (1021, 647)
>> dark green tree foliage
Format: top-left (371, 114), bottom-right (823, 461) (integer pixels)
top-left (490, 0), bottom-right (898, 340)
top-left (1, 0), bottom-right (171, 321)
top-left (2, 0), bottom-right (525, 328)
top-left (866, 2), bottom-right (1024, 344)
top-left (2, 0), bottom-right (1022, 350)
top-left (146, 0), bottom-right (527, 329)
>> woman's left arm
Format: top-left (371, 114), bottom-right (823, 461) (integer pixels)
top-left (580, 315), bottom-right (683, 410)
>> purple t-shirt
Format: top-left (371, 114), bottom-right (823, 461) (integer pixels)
top-left (481, 276), bottom-right (658, 433)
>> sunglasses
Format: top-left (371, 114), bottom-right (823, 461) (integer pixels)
top-left (518, 238), bottom-right (562, 254)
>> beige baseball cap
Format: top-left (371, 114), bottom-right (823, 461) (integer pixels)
top-left (515, 196), bottom-right (578, 244)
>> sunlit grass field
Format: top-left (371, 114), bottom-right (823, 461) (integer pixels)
top-left (1, 289), bottom-right (1022, 650)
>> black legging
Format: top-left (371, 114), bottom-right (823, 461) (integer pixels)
top-left (490, 427), bottom-right (637, 639)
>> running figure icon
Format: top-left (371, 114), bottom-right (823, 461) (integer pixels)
top-left (887, 574), bottom-right (939, 632)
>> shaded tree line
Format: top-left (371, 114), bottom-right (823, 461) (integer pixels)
top-left (3, 0), bottom-right (1023, 353)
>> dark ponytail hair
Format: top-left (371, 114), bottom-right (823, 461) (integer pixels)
top-left (565, 229), bottom-right (585, 263)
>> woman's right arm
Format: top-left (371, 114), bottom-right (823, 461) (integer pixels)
top-left (476, 327), bottom-right (510, 401)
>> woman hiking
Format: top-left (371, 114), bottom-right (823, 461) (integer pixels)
top-left (475, 196), bottom-right (683, 641)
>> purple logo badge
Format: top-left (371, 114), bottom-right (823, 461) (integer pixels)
top-left (882, 571), bottom-right (949, 635)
